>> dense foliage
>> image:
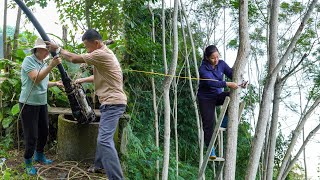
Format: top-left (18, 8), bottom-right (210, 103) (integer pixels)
top-left (1, 0), bottom-right (320, 179)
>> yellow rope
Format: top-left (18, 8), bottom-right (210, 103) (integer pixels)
top-left (36, 161), bottom-right (108, 180)
top-left (127, 69), bottom-right (218, 82)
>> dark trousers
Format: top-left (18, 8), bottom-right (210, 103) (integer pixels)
top-left (198, 92), bottom-right (229, 147)
top-left (94, 104), bottom-right (126, 180)
top-left (19, 103), bottom-right (49, 159)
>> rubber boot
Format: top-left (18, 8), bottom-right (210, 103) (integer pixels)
top-left (34, 152), bottom-right (52, 165)
top-left (209, 147), bottom-right (216, 160)
top-left (221, 115), bottom-right (228, 128)
top-left (25, 158), bottom-right (36, 175)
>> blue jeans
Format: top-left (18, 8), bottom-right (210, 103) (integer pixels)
top-left (94, 104), bottom-right (126, 180)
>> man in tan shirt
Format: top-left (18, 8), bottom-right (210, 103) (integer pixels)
top-left (46, 29), bottom-right (126, 180)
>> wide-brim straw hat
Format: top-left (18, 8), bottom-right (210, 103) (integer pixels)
top-left (31, 38), bottom-right (48, 53)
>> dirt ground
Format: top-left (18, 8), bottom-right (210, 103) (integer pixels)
top-left (4, 149), bottom-right (107, 180)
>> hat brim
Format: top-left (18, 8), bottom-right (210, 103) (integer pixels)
top-left (31, 45), bottom-right (48, 53)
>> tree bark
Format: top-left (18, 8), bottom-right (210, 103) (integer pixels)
top-left (266, 0), bottom-right (280, 75)
top-left (246, 0), bottom-right (318, 178)
top-left (224, 0), bottom-right (250, 179)
top-left (266, 78), bottom-right (282, 180)
top-left (85, 0), bottom-right (91, 29)
top-left (62, 25), bottom-right (68, 44)
top-left (161, 0), bottom-right (179, 179)
top-left (266, 51), bottom-right (308, 180)
top-left (12, 7), bottom-right (22, 62)
top-left (265, 0), bottom-right (271, 90)
top-left (303, 128), bottom-right (308, 180)
top-left (262, 118), bottom-right (271, 180)
top-left (173, 78), bottom-right (179, 179)
top-left (6, 37), bottom-right (12, 60)
top-left (180, 2), bottom-right (203, 171)
top-left (162, 0), bottom-right (168, 74)
top-left (152, 74), bottom-right (160, 180)
top-left (148, 5), bottom-right (160, 180)
top-left (179, 6), bottom-right (203, 175)
top-left (277, 96), bottom-right (320, 180)
top-left (3, 0), bottom-right (8, 59)
top-left (162, 89), bottom-right (171, 180)
top-left (180, 0), bottom-right (199, 83)
top-left (281, 123), bottom-right (320, 179)
top-left (270, 0), bottom-right (318, 79)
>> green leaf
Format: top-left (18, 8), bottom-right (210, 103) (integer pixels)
top-left (280, 2), bottom-right (290, 9)
top-left (49, 86), bottom-right (62, 96)
top-left (7, 78), bottom-right (19, 87)
top-left (2, 117), bottom-right (13, 129)
top-left (15, 49), bottom-right (26, 59)
top-left (0, 60), bottom-right (5, 69)
top-left (3, 169), bottom-right (11, 180)
top-left (11, 104), bottom-right (20, 116)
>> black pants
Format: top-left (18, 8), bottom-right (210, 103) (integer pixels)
top-left (198, 92), bottom-right (229, 147)
top-left (19, 103), bottom-right (49, 159)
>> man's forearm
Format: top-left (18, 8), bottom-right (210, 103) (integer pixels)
top-left (48, 81), bottom-right (57, 88)
top-left (60, 49), bottom-right (85, 64)
top-left (82, 75), bottom-right (94, 83)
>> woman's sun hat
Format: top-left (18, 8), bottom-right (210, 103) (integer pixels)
top-left (31, 38), bottom-right (48, 53)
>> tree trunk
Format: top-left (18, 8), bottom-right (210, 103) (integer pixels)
top-left (162, 0), bottom-right (179, 179)
top-left (85, 0), bottom-right (91, 29)
top-left (180, 2), bottom-right (203, 169)
top-left (245, 60), bottom-right (277, 179)
top-left (173, 78), bottom-right (179, 179)
top-left (152, 74), bottom-right (160, 180)
top-left (262, 118), bottom-right (271, 180)
top-left (162, 89), bottom-right (171, 180)
top-left (224, 0), bottom-right (250, 179)
top-left (269, 0), bottom-right (318, 79)
top-left (62, 25), bottom-right (68, 44)
top-left (281, 123), bottom-right (320, 179)
top-left (3, 0), bottom-right (8, 59)
top-left (12, 7), bottom-right (22, 62)
top-left (262, 4), bottom-right (272, 175)
top-left (162, 0), bottom-right (168, 74)
top-left (246, 0), bottom-right (318, 178)
top-left (180, 0), bottom-right (199, 83)
top-left (6, 37), bottom-right (12, 60)
top-left (148, 5), bottom-right (160, 180)
top-left (265, 50), bottom-right (308, 180)
top-left (266, 78), bottom-right (282, 180)
top-left (223, 5), bottom-right (226, 60)
top-left (303, 128), bottom-right (308, 180)
top-left (179, 6), bottom-right (203, 175)
top-left (277, 96), bottom-right (320, 180)
top-left (267, 0), bottom-right (280, 75)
